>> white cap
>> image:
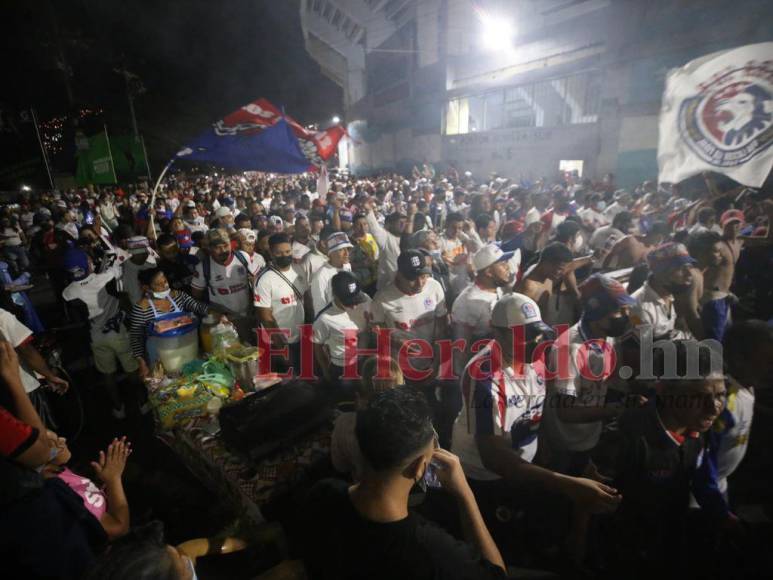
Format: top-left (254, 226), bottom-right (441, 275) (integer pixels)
top-left (292, 241), bottom-right (311, 260)
top-left (214, 206), bottom-right (231, 218)
top-left (237, 228), bottom-right (256, 243)
top-left (524, 207), bottom-right (541, 228)
top-left (491, 293), bottom-right (554, 335)
top-left (472, 243), bottom-right (514, 272)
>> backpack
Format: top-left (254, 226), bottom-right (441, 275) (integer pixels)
top-left (218, 380), bottom-right (333, 463)
top-left (202, 250), bottom-right (253, 290)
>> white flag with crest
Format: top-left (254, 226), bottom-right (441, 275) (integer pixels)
top-left (658, 42), bottom-right (773, 187)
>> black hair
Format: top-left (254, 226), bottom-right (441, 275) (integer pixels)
top-left (156, 233), bottom-right (177, 248)
top-left (257, 229), bottom-right (271, 242)
top-left (84, 521), bottom-right (178, 580)
top-left (539, 242), bottom-right (574, 265)
top-left (268, 232), bottom-right (290, 248)
top-left (696, 207), bottom-right (716, 223)
top-left (474, 213), bottom-right (493, 230)
top-left (647, 221), bottom-right (671, 237)
top-left (191, 231), bottom-right (205, 245)
top-left (355, 387), bottom-right (434, 472)
top-left (555, 220), bottom-right (581, 243)
top-left (385, 211), bottom-right (406, 225)
top-left (353, 212), bottom-right (367, 223)
top-left (446, 212), bottom-right (464, 225)
top-left (687, 230), bottom-right (721, 259)
top-left (138, 267), bottom-right (164, 287)
top-left (612, 211), bottom-right (633, 230)
top-left (235, 214), bottom-right (251, 227)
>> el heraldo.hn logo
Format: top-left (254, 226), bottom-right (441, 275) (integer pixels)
top-left (678, 61), bottom-right (773, 167)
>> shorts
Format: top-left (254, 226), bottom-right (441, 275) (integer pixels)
top-left (92, 330), bottom-right (139, 375)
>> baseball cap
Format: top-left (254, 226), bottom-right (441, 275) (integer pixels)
top-left (63, 247), bottom-right (90, 281)
top-left (126, 236), bottom-right (150, 255)
top-left (646, 242), bottom-right (696, 273)
top-left (397, 249), bottom-right (432, 280)
top-left (331, 271), bottom-right (368, 307)
top-left (237, 228), bottom-right (257, 243)
top-left (207, 228), bottom-right (231, 246)
top-left (491, 293), bottom-right (555, 339)
top-left (175, 229), bottom-right (193, 249)
top-left (214, 206), bottom-right (232, 219)
top-left (326, 231), bottom-right (353, 253)
top-left (579, 274), bottom-right (636, 321)
top-left (184, 199), bottom-right (196, 209)
top-left (720, 209), bottom-right (745, 228)
top-left (292, 241), bottom-right (311, 260)
top-left (473, 243), bottom-right (514, 272)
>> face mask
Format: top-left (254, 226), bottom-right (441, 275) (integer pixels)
top-left (429, 249), bottom-right (442, 261)
top-left (274, 255), bottom-right (292, 268)
top-left (595, 201), bottom-right (606, 211)
top-left (341, 262), bottom-right (352, 272)
top-left (152, 289), bottom-right (171, 300)
top-left (605, 314), bottom-right (630, 337)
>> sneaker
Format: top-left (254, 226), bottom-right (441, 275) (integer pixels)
top-left (112, 404), bottom-right (127, 420)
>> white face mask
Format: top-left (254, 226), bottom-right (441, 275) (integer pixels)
top-left (152, 289), bottom-right (171, 300)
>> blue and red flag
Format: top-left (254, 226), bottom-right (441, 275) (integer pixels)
top-left (176, 98), bottom-right (346, 173)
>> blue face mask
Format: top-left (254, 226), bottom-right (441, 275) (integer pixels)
top-left (36, 445), bottom-right (60, 472)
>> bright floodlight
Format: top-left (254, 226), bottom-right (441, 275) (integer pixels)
top-left (331, 115), bottom-right (341, 124)
top-left (21, 185), bottom-right (31, 191)
top-left (480, 14), bottom-right (513, 52)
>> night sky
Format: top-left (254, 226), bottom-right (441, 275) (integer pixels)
top-left (0, 0), bottom-right (342, 173)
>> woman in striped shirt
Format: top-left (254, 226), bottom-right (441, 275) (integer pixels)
top-left (129, 267), bottom-right (221, 378)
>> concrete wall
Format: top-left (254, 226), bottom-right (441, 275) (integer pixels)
top-left (443, 123), bottom-right (599, 181)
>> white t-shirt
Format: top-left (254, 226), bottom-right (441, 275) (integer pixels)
top-left (544, 323), bottom-right (615, 452)
top-left (453, 347), bottom-right (547, 480)
top-left (451, 283), bottom-right (502, 340)
top-left (630, 281), bottom-right (675, 340)
top-left (310, 262), bottom-right (352, 317)
top-left (191, 254), bottom-right (251, 314)
top-left (0, 308), bottom-right (41, 393)
top-left (371, 277), bottom-right (447, 344)
top-left (239, 250), bottom-right (266, 276)
top-left (366, 211), bottom-right (402, 290)
top-left (62, 266), bottom-right (124, 341)
top-left (312, 298), bottom-right (371, 366)
top-left (253, 264), bottom-right (308, 343)
top-left (716, 380), bottom-right (754, 494)
top-left (577, 207), bottom-right (609, 229)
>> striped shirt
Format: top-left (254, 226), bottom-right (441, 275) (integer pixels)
top-left (129, 291), bottom-right (207, 358)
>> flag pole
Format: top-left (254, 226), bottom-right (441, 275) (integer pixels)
top-left (148, 159), bottom-right (175, 239)
top-left (104, 125), bottom-right (118, 184)
top-left (31, 109), bottom-right (55, 189)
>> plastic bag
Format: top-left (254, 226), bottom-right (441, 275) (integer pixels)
top-left (210, 321), bottom-right (239, 356)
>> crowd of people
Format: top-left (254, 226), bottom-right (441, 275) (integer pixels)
top-left (1, 165), bottom-right (772, 579)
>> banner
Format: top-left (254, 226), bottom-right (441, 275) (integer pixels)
top-left (176, 98), bottom-right (346, 173)
top-left (658, 42), bottom-right (773, 187)
top-left (110, 135), bottom-right (148, 179)
top-left (75, 131), bottom-right (117, 185)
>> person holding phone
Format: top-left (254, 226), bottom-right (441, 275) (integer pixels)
top-left (301, 387), bottom-right (506, 579)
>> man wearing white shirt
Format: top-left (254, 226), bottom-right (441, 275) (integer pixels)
top-left (310, 232), bottom-right (353, 317)
top-left (364, 198), bottom-right (413, 290)
top-left (439, 213), bottom-right (473, 297)
top-left (312, 271), bottom-right (371, 398)
top-left (121, 236), bottom-right (157, 304)
top-left (451, 244), bottom-right (515, 378)
top-left (544, 275), bottom-right (637, 476)
top-left (191, 228), bottom-right (253, 340)
top-left (254, 233), bottom-right (309, 372)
